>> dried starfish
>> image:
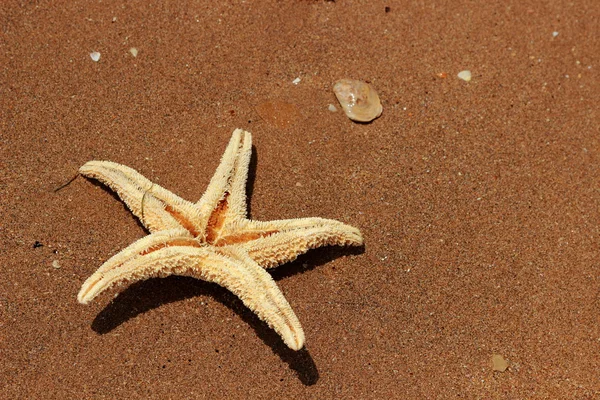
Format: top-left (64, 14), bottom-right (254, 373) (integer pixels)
top-left (78, 129), bottom-right (363, 350)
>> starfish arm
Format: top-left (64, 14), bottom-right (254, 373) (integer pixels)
top-left (78, 228), bottom-right (196, 304)
top-left (232, 217), bottom-right (364, 268)
top-left (79, 245), bottom-right (305, 350)
top-left (196, 129), bottom-right (252, 229)
top-left (80, 161), bottom-right (204, 234)
top-left (221, 129), bottom-right (252, 219)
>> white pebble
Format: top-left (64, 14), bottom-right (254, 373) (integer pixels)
top-left (457, 70), bottom-right (472, 82)
top-left (292, 77), bottom-right (301, 85)
top-left (129, 47), bottom-right (138, 57)
top-left (552, 31), bottom-right (559, 37)
top-left (90, 51), bottom-right (101, 62)
top-left (328, 104), bottom-right (338, 112)
top-left (52, 260), bottom-right (61, 269)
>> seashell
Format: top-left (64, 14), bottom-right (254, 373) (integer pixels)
top-left (457, 70), bottom-right (472, 82)
top-left (333, 79), bottom-right (382, 122)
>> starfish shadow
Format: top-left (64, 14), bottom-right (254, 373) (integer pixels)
top-left (89, 244), bottom-right (363, 385)
top-left (270, 245), bottom-right (365, 280)
top-left (245, 146), bottom-right (258, 217)
top-left (91, 274), bottom-right (320, 385)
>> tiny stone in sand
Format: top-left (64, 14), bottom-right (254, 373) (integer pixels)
top-left (491, 354), bottom-right (509, 372)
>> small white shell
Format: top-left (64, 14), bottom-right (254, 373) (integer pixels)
top-left (457, 70), bottom-right (472, 82)
top-left (333, 79), bottom-right (382, 122)
top-left (90, 51), bottom-right (101, 62)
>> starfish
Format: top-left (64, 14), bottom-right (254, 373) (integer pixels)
top-left (77, 128), bottom-right (363, 350)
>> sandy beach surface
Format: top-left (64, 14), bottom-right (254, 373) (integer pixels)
top-left (2, 1), bottom-right (600, 398)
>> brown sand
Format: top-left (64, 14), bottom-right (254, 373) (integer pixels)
top-left (2, 0), bottom-right (600, 398)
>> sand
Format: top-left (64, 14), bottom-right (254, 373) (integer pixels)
top-left (2, 0), bottom-right (600, 398)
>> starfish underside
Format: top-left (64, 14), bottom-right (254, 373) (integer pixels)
top-left (78, 128), bottom-right (363, 350)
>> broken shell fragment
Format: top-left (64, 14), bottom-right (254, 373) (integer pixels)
top-left (457, 70), bottom-right (472, 82)
top-left (333, 79), bottom-right (382, 122)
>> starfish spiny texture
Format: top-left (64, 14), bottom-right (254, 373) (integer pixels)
top-left (77, 128), bottom-right (363, 350)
